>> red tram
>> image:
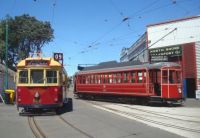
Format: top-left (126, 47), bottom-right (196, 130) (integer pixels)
top-left (15, 54), bottom-right (70, 114)
top-left (74, 61), bottom-right (183, 104)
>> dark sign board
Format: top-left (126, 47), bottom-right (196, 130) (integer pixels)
top-left (151, 56), bottom-right (168, 62)
top-left (149, 45), bottom-right (182, 62)
top-left (26, 60), bottom-right (49, 66)
top-left (53, 53), bottom-right (63, 66)
top-left (54, 53), bottom-right (63, 60)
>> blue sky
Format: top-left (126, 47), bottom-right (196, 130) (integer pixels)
top-left (0, 0), bottom-right (200, 76)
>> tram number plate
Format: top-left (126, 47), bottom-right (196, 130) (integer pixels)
top-left (54, 53), bottom-right (63, 61)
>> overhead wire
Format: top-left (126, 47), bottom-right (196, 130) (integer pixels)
top-left (129, 0), bottom-right (161, 19)
top-left (109, 0), bottom-right (132, 30)
top-left (66, 0), bottom-right (198, 62)
top-left (68, 1), bottom-right (168, 59)
top-left (51, 0), bottom-right (57, 25)
top-left (129, 0), bottom-right (190, 20)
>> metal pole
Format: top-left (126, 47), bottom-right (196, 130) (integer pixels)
top-left (4, 22), bottom-right (8, 90)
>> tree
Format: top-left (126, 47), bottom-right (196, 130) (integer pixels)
top-left (0, 14), bottom-right (54, 70)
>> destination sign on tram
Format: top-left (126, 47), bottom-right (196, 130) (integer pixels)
top-left (26, 60), bottom-right (49, 66)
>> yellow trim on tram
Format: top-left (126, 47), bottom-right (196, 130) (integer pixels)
top-left (16, 57), bottom-right (66, 87)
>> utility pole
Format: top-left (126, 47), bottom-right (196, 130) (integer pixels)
top-left (4, 22), bottom-right (8, 90)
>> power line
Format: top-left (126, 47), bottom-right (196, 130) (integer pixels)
top-left (51, 0), bottom-right (57, 25)
top-left (129, 0), bottom-right (190, 20)
top-left (109, 0), bottom-right (124, 17)
top-left (109, 0), bottom-right (132, 30)
top-left (131, 28), bottom-right (177, 61)
top-left (129, 0), bottom-right (161, 18)
top-left (65, 0), bottom-right (197, 61)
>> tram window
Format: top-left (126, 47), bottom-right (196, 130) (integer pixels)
top-left (144, 72), bottom-right (146, 83)
top-left (100, 74), bottom-right (104, 83)
top-left (94, 75), bottom-right (97, 84)
top-left (90, 75), bottom-right (94, 84)
top-left (138, 71), bottom-right (143, 83)
top-left (19, 70), bottom-right (28, 83)
top-left (130, 72), bottom-right (136, 83)
top-left (117, 73), bottom-right (122, 83)
top-left (78, 76), bottom-right (81, 84)
top-left (162, 70), bottom-right (168, 83)
top-left (104, 74), bottom-right (108, 84)
top-left (123, 72), bottom-right (128, 83)
top-left (169, 71), bottom-right (173, 83)
top-left (169, 70), bottom-right (181, 84)
top-left (81, 76), bottom-right (86, 84)
top-left (31, 70), bottom-right (44, 84)
top-left (176, 71), bottom-right (181, 83)
top-left (86, 76), bottom-right (90, 84)
top-left (46, 70), bottom-right (57, 83)
top-left (113, 74), bottom-right (117, 83)
top-left (108, 74), bottom-right (112, 83)
top-left (98, 75), bottom-right (101, 84)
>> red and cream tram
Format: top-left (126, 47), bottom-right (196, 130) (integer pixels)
top-left (74, 61), bottom-right (183, 104)
top-left (16, 54), bottom-right (69, 114)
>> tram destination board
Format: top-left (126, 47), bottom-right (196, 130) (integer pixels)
top-left (149, 45), bottom-right (182, 62)
top-left (26, 60), bottom-right (49, 66)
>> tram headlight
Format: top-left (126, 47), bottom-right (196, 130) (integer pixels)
top-left (18, 98), bottom-right (21, 102)
top-left (54, 88), bottom-right (58, 92)
top-left (178, 87), bottom-right (182, 94)
top-left (17, 88), bottom-right (21, 92)
top-left (54, 98), bottom-right (58, 102)
top-left (34, 92), bottom-right (40, 98)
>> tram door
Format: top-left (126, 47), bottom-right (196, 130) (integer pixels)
top-left (149, 70), bottom-right (161, 96)
top-left (161, 69), bottom-right (182, 98)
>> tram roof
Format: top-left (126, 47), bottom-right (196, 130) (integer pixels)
top-left (77, 61), bottom-right (180, 74)
top-left (17, 57), bottom-right (62, 68)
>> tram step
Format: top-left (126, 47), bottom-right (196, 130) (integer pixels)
top-left (149, 96), bottom-right (162, 103)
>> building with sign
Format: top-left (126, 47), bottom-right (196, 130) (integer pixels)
top-left (120, 15), bottom-right (200, 98)
top-left (147, 16), bottom-right (200, 98)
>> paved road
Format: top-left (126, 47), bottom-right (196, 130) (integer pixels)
top-left (0, 95), bottom-right (184, 138)
top-left (0, 104), bottom-right (34, 138)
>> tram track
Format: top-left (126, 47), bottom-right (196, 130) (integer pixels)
top-left (58, 115), bottom-right (94, 138)
top-left (87, 100), bottom-right (200, 134)
top-left (120, 105), bottom-right (200, 123)
top-left (28, 116), bottom-right (47, 138)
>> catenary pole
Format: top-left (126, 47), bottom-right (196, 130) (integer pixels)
top-left (4, 22), bottom-right (8, 90)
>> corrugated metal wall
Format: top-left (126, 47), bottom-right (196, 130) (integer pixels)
top-left (195, 42), bottom-right (200, 90)
top-left (0, 64), bottom-right (16, 93)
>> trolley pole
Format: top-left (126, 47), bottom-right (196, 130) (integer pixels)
top-left (4, 22), bottom-right (8, 90)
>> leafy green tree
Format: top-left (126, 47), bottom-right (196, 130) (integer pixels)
top-left (0, 14), bottom-right (54, 70)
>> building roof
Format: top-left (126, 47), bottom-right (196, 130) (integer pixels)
top-left (147, 16), bottom-right (200, 27)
